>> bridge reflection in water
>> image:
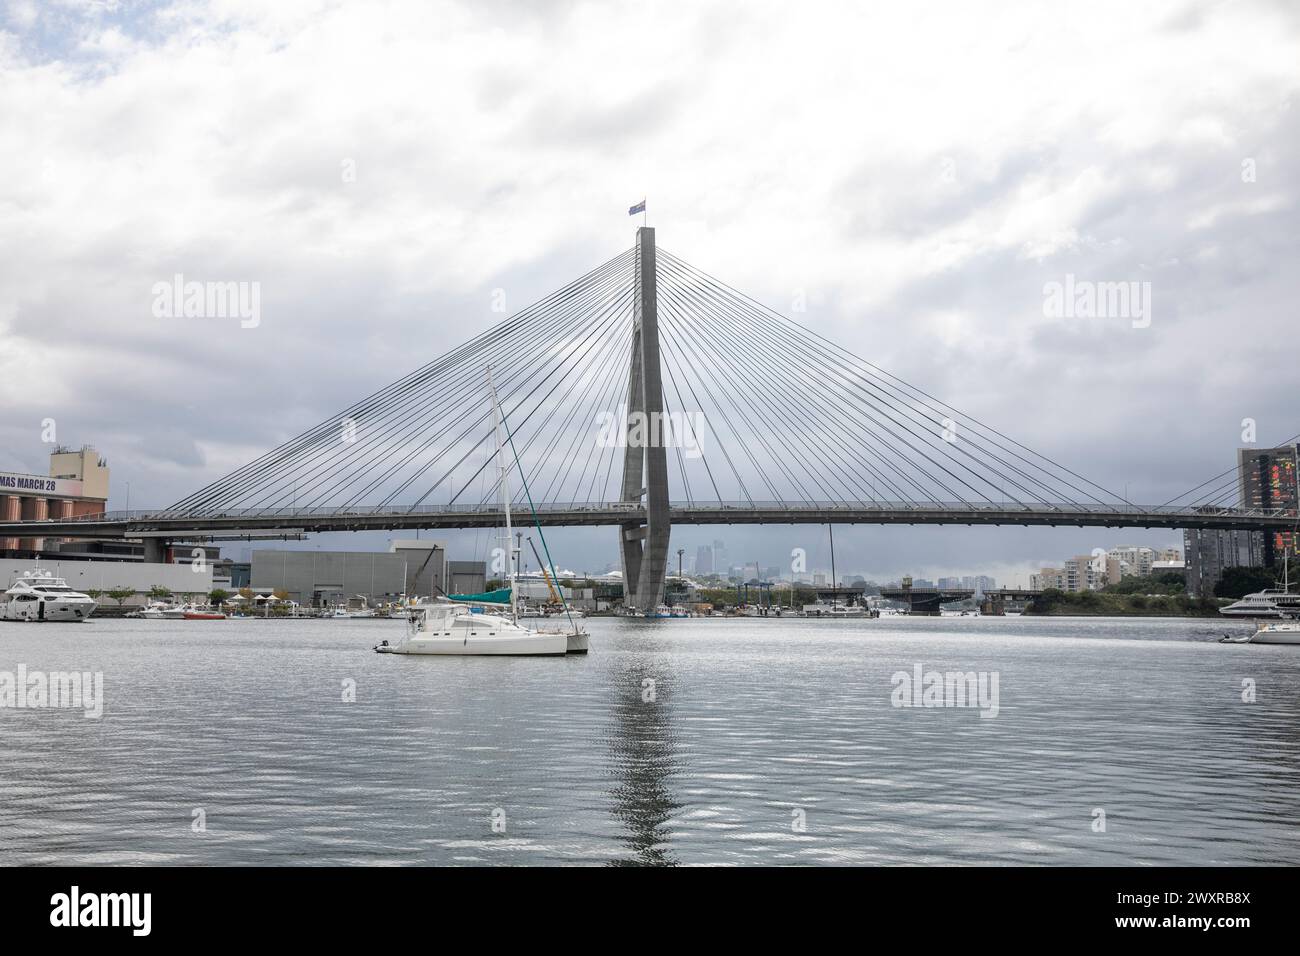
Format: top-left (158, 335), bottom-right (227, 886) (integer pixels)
top-left (606, 646), bottom-right (682, 866)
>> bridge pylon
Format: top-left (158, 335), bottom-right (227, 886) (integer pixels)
top-left (618, 226), bottom-right (671, 613)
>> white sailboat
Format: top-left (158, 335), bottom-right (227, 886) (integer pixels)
top-left (375, 367), bottom-right (581, 657)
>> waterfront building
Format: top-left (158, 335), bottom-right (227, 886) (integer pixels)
top-left (1, 446), bottom-right (109, 553)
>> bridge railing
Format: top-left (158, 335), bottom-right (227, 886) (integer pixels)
top-left (30, 499), bottom-right (1293, 523)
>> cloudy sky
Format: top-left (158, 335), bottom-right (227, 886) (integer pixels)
top-left (2, 0), bottom-right (1297, 584)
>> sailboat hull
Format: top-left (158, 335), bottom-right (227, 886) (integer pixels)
top-left (378, 632), bottom-right (567, 655)
top-left (1250, 625), bottom-right (1300, 645)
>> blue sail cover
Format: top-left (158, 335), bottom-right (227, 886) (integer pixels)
top-left (448, 588), bottom-right (511, 604)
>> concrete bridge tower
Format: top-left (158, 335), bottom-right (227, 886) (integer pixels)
top-left (618, 227), bottom-right (672, 612)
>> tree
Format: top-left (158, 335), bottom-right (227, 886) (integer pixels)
top-left (85, 589), bottom-right (103, 601)
top-left (105, 587), bottom-right (135, 607)
top-left (273, 588), bottom-right (290, 602)
top-left (209, 588), bottom-right (230, 608)
top-left (148, 585), bottom-right (173, 601)
top-left (1104, 571), bottom-right (1184, 596)
top-left (1214, 566), bottom-right (1276, 599)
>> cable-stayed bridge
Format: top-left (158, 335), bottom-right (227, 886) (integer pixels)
top-left (5, 228), bottom-right (1294, 611)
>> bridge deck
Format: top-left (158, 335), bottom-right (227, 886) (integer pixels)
top-left (0, 501), bottom-right (1292, 540)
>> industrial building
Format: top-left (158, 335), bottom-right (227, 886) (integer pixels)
top-left (0, 446), bottom-right (109, 553)
top-left (251, 540), bottom-right (486, 606)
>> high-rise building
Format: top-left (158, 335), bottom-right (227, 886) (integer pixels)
top-left (1106, 546), bottom-right (1155, 578)
top-left (1238, 444), bottom-right (1299, 563)
top-left (1062, 554), bottom-right (1114, 592)
top-left (1031, 567), bottom-right (1066, 590)
top-left (694, 545), bottom-right (713, 574)
top-left (1184, 528), bottom-right (1262, 598)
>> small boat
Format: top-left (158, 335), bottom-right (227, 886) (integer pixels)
top-left (1, 568), bottom-right (98, 622)
top-left (1221, 618), bottom-right (1300, 645)
top-left (139, 601), bottom-right (185, 619)
top-left (802, 601), bottom-right (868, 618)
top-left (181, 604), bottom-right (227, 620)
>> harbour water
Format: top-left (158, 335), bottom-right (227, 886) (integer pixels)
top-left (2, 615), bottom-right (1298, 866)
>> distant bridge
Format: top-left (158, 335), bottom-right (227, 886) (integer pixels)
top-left (877, 585), bottom-right (1044, 615)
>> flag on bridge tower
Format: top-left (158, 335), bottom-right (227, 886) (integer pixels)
top-left (628, 199), bottom-right (646, 216)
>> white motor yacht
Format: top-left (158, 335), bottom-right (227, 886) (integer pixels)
top-left (1, 568), bottom-right (98, 622)
top-left (1219, 589), bottom-right (1300, 618)
top-left (1220, 552), bottom-right (1300, 619)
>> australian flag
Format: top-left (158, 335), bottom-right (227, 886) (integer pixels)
top-left (628, 199), bottom-right (646, 216)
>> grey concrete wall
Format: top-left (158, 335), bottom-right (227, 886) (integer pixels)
top-left (0, 558), bottom-right (214, 605)
top-left (251, 549), bottom-right (446, 604)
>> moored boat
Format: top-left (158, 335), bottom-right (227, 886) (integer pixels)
top-left (1, 568), bottom-right (98, 622)
top-left (181, 604), bottom-right (227, 620)
top-left (374, 366), bottom-right (586, 657)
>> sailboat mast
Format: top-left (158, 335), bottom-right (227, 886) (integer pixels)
top-left (487, 366), bottom-right (517, 623)
top-left (828, 524), bottom-right (837, 608)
